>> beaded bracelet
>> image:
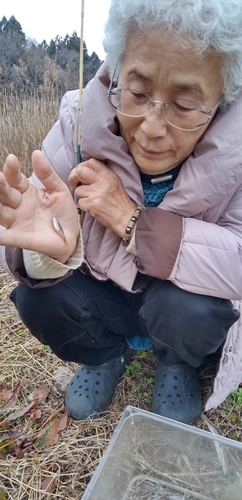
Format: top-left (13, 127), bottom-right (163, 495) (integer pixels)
top-left (121, 205), bottom-right (143, 246)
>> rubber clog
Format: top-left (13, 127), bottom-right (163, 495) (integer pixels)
top-left (151, 357), bottom-right (202, 424)
top-left (65, 347), bottom-right (131, 419)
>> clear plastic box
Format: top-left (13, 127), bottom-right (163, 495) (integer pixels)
top-left (82, 406), bottom-right (242, 500)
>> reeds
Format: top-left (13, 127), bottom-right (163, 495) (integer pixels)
top-left (0, 89), bottom-right (60, 176)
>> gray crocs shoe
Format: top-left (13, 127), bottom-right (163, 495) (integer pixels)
top-left (65, 347), bottom-right (131, 420)
top-left (151, 357), bottom-right (202, 424)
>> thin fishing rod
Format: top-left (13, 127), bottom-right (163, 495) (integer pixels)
top-left (77, 0), bottom-right (85, 165)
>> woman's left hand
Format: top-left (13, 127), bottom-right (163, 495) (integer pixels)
top-left (69, 159), bottom-right (136, 237)
top-left (0, 151), bottom-right (80, 263)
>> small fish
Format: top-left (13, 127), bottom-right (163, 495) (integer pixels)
top-left (52, 216), bottom-right (67, 245)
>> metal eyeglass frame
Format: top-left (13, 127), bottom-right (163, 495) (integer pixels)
top-left (108, 74), bottom-right (224, 132)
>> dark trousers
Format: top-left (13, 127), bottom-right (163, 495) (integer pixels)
top-left (10, 271), bottom-right (239, 367)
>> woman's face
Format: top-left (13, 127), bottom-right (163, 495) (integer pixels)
top-left (117, 30), bottom-right (224, 175)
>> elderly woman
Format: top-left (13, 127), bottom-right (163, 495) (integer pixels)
top-left (0, 0), bottom-right (242, 425)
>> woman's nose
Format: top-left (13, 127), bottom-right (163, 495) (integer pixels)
top-left (140, 103), bottom-right (168, 138)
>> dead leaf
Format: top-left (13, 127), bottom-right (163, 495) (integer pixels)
top-left (53, 366), bottom-right (74, 387)
top-left (0, 430), bottom-right (35, 459)
top-left (34, 409), bottom-right (42, 419)
top-left (9, 401), bottom-right (36, 420)
top-left (0, 401), bottom-right (36, 428)
top-left (35, 411), bottom-right (68, 450)
top-left (0, 381), bottom-right (21, 413)
top-left (29, 385), bottom-right (50, 403)
top-left (41, 476), bottom-right (56, 492)
top-left (0, 384), bottom-right (13, 404)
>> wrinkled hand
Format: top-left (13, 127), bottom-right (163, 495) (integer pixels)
top-left (68, 159), bottom-right (135, 237)
top-left (0, 151), bottom-right (80, 263)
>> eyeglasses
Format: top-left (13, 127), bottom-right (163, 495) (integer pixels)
top-left (108, 83), bottom-right (223, 132)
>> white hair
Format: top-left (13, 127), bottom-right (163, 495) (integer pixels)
top-left (103, 0), bottom-right (242, 106)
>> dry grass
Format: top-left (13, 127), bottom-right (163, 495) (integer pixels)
top-left (0, 92), bottom-right (60, 175)
top-left (0, 92), bottom-right (241, 499)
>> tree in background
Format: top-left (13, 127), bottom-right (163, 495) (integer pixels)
top-left (0, 16), bottom-right (102, 97)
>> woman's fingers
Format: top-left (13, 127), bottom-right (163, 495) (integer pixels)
top-left (0, 172), bottom-right (22, 209)
top-left (68, 159), bottom-right (107, 191)
top-left (32, 150), bottom-right (70, 193)
top-left (3, 154), bottom-right (29, 194)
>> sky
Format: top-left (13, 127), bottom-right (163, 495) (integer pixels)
top-left (0, 0), bottom-right (112, 59)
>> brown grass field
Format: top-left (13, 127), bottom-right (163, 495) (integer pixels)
top-left (0, 93), bottom-right (242, 499)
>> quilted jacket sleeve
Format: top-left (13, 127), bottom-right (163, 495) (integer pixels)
top-left (135, 194), bottom-right (242, 300)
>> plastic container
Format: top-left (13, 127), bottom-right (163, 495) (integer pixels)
top-left (82, 406), bottom-right (242, 500)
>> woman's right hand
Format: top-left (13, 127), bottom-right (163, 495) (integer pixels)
top-left (0, 151), bottom-right (80, 263)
